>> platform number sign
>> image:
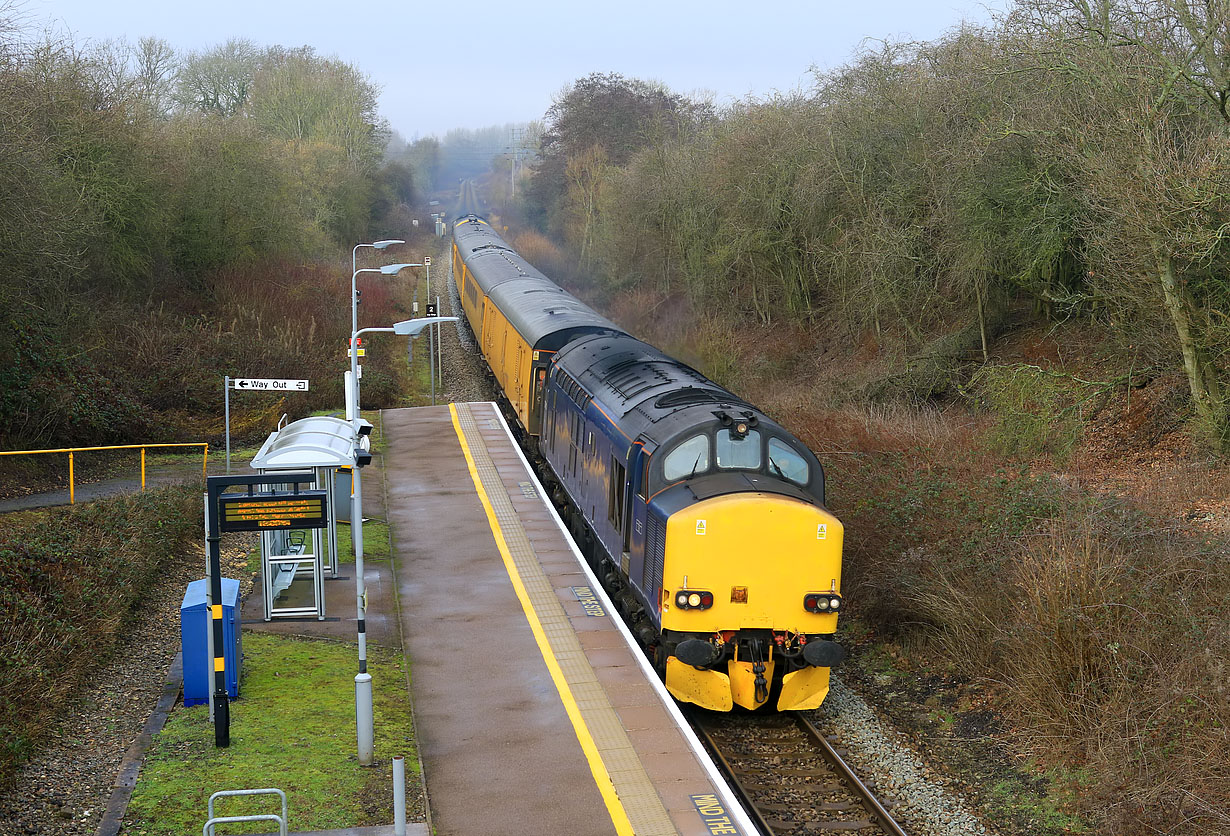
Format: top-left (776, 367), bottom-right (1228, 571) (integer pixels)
top-left (425, 303), bottom-right (438, 317)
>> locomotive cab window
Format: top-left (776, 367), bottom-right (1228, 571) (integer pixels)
top-left (716, 429), bottom-right (761, 470)
top-left (767, 437), bottom-right (809, 485)
top-left (663, 434), bottom-right (709, 481)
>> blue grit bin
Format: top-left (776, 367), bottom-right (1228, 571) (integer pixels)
top-left (180, 578), bottom-right (241, 706)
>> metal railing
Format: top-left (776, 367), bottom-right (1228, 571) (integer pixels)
top-left (0, 443), bottom-right (208, 504)
top-left (204, 788), bottom-right (287, 836)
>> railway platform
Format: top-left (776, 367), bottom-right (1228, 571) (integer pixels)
top-left (383, 402), bottom-right (755, 836)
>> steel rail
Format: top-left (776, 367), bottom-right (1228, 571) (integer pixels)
top-left (692, 718), bottom-right (775, 836)
top-left (795, 714), bottom-right (911, 836)
top-left (693, 712), bottom-right (912, 836)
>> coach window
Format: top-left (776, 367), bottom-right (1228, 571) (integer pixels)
top-left (716, 429), bottom-right (761, 470)
top-left (663, 434), bottom-right (709, 481)
top-left (767, 437), bottom-right (809, 485)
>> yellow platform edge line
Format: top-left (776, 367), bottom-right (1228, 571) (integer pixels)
top-left (450, 404), bottom-right (636, 836)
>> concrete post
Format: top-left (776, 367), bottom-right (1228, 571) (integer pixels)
top-left (356, 673), bottom-right (374, 765)
top-left (393, 755), bottom-right (407, 835)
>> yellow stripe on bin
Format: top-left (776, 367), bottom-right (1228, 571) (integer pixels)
top-left (212, 605), bottom-right (222, 619)
top-left (450, 404), bottom-right (635, 836)
top-left (214, 657), bottom-right (225, 672)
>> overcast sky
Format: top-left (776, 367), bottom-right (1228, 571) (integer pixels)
top-left (28, 0), bottom-right (1009, 138)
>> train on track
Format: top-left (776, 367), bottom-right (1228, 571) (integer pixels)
top-left (449, 181), bottom-right (846, 711)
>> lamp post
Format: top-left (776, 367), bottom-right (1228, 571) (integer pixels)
top-left (348, 315), bottom-right (458, 766)
top-left (350, 262), bottom-right (416, 413)
top-left (351, 239), bottom-right (405, 338)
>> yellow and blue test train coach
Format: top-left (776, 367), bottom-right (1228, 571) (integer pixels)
top-left (450, 201), bottom-right (846, 712)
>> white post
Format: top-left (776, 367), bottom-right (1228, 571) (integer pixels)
top-left (224, 376), bottom-right (231, 474)
top-left (356, 672), bottom-right (374, 766)
top-left (393, 755), bottom-right (407, 835)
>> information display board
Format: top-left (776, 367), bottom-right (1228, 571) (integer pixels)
top-left (218, 490), bottom-right (328, 532)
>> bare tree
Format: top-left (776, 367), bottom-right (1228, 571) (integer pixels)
top-left (173, 38), bottom-right (258, 116)
top-left (131, 36), bottom-right (177, 118)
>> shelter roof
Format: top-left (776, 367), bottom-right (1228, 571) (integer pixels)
top-left (250, 416), bottom-right (357, 470)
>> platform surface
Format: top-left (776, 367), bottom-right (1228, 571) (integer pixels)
top-left (383, 402), bottom-right (749, 836)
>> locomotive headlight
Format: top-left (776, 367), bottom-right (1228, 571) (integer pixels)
top-left (675, 590), bottom-right (715, 610)
top-left (804, 591), bottom-right (843, 614)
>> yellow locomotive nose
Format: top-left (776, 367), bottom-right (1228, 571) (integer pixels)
top-left (660, 492), bottom-right (844, 711)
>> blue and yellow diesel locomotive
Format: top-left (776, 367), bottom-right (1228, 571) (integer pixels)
top-left (450, 201), bottom-right (845, 711)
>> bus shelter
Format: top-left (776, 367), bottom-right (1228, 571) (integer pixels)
top-left (249, 416), bottom-right (359, 620)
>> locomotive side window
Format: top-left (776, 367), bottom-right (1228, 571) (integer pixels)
top-left (716, 429), bottom-right (761, 470)
top-left (663, 434), bottom-right (709, 481)
top-left (767, 437), bottom-right (809, 485)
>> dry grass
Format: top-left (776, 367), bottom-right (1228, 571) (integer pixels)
top-left (910, 503), bottom-right (1229, 833)
top-left (512, 230), bottom-right (570, 280)
top-left (112, 258), bottom-right (414, 440)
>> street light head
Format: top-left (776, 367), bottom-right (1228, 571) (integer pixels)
top-left (392, 316), bottom-right (459, 337)
top-left (380, 262), bottom-right (415, 275)
top-left (372, 239), bottom-right (405, 249)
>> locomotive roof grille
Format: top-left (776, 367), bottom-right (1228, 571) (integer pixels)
top-left (607, 362), bottom-right (677, 399)
top-left (654, 387), bottom-right (748, 409)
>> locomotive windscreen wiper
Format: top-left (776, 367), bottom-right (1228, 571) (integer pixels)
top-left (688, 451), bottom-right (705, 477)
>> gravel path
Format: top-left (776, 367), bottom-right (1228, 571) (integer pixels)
top-left (814, 677), bottom-right (994, 835)
top-left (0, 543), bottom-right (253, 836)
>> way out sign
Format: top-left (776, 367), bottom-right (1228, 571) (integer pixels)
top-left (232, 378), bottom-right (309, 392)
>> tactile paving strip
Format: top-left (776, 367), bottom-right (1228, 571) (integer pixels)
top-left (455, 402), bottom-right (677, 836)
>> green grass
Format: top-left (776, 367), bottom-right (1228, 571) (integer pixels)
top-left (988, 765), bottom-right (1093, 834)
top-left (336, 519), bottom-right (391, 563)
top-left (362, 409), bottom-right (388, 455)
top-left (124, 632), bottom-right (418, 835)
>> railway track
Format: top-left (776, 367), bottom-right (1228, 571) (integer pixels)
top-left (692, 712), bottom-right (911, 836)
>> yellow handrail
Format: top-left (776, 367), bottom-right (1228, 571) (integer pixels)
top-left (0, 443), bottom-right (209, 504)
